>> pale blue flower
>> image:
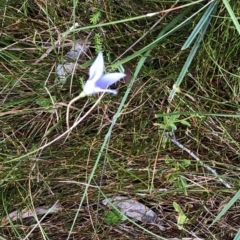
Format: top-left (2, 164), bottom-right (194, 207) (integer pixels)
top-left (79, 52), bottom-right (126, 97)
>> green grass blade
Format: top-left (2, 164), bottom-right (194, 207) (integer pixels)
top-left (222, 0), bottom-right (240, 35)
top-left (111, 4), bottom-right (211, 69)
top-left (210, 190), bottom-right (240, 227)
top-left (168, 3), bottom-right (217, 102)
top-left (63, 0), bottom-right (206, 36)
top-left (233, 230), bottom-right (240, 240)
top-left (182, 0), bottom-right (217, 49)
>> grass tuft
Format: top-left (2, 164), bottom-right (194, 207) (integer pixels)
top-left (1, 1), bottom-right (239, 239)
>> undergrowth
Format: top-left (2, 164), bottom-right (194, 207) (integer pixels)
top-left (0, 0), bottom-right (239, 239)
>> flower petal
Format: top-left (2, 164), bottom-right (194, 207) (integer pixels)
top-left (88, 52), bottom-right (104, 82)
top-left (95, 73), bottom-right (126, 89)
top-left (83, 78), bottom-right (118, 95)
top-left (83, 76), bottom-right (98, 95)
top-left (95, 88), bottom-right (118, 94)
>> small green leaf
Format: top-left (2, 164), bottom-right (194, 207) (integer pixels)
top-left (169, 123), bottom-right (177, 131)
top-left (172, 114), bottom-right (180, 121)
top-left (173, 202), bottom-right (189, 229)
top-left (179, 119), bottom-right (191, 127)
top-left (167, 173), bottom-right (178, 183)
top-left (36, 97), bottom-right (55, 113)
top-left (179, 176), bottom-right (188, 196)
top-left (90, 11), bottom-right (102, 24)
top-left (179, 159), bottom-right (191, 168)
top-left (104, 210), bottom-right (125, 225)
top-left (36, 98), bottom-right (51, 107)
top-left (165, 156), bottom-right (171, 164)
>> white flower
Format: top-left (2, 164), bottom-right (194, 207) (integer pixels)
top-left (79, 52), bottom-right (126, 97)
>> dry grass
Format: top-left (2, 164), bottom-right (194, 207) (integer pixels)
top-left (0, 1), bottom-right (239, 239)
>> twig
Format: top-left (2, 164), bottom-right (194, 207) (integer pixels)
top-left (167, 132), bottom-right (232, 189)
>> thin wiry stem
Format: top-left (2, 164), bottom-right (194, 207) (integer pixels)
top-left (167, 132), bottom-right (232, 189)
top-left (66, 94), bottom-right (83, 130)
